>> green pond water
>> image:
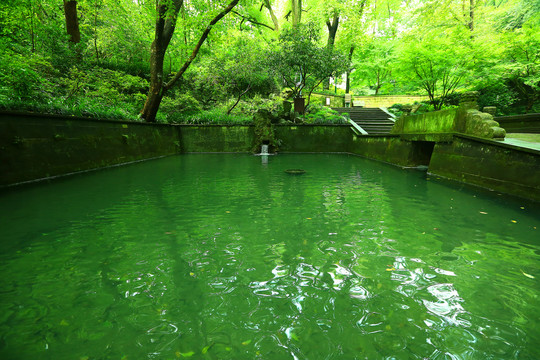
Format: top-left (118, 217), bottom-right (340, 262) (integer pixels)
top-left (1, 154), bottom-right (539, 360)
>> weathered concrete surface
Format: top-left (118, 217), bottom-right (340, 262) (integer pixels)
top-left (392, 108), bottom-right (458, 136)
top-left (178, 125), bottom-right (254, 153)
top-left (1, 112), bottom-right (180, 186)
top-left (2, 111), bottom-right (539, 202)
top-left (274, 125), bottom-right (352, 153)
top-left (428, 135), bottom-right (540, 201)
top-left (496, 113), bottom-right (540, 134)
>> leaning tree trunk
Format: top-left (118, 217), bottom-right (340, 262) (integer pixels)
top-left (140, 0), bottom-right (240, 122)
top-left (263, 0), bottom-right (279, 31)
top-left (140, 0), bottom-right (182, 122)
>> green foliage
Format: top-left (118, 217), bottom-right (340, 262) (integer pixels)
top-left (1, 0), bottom-right (538, 121)
top-left (227, 95), bottom-right (283, 117)
top-left (268, 22), bottom-right (350, 105)
top-left (303, 104), bottom-right (348, 124)
top-left (62, 66), bottom-right (148, 104)
top-left (0, 51), bottom-right (56, 102)
top-left (353, 38), bottom-right (396, 95)
top-left (477, 83), bottom-right (519, 115)
top-left (397, 27), bottom-right (475, 110)
top-left (182, 108), bottom-right (253, 125)
top-left (160, 93), bottom-right (203, 115)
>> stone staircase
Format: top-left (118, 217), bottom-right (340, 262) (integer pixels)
top-left (333, 107), bottom-right (396, 135)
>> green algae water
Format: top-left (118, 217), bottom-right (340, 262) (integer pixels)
top-left (1, 154), bottom-right (539, 359)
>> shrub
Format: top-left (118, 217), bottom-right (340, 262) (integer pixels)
top-left (303, 104), bottom-right (348, 124)
top-left (181, 108), bottom-right (252, 125)
top-left (159, 92), bottom-right (203, 122)
top-left (0, 51), bottom-right (56, 103)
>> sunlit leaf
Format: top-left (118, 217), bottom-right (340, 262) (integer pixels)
top-left (179, 351), bottom-right (195, 357)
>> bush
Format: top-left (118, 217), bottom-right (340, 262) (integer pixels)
top-left (303, 104), bottom-right (348, 124)
top-left (477, 82), bottom-right (519, 115)
top-left (182, 108), bottom-right (252, 125)
top-left (159, 92), bottom-right (203, 122)
top-left (0, 51), bottom-right (56, 103)
top-left (62, 66), bottom-right (148, 104)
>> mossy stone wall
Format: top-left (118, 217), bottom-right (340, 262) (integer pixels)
top-left (178, 125), bottom-right (254, 153)
top-left (273, 125), bottom-right (352, 152)
top-left (495, 114), bottom-right (540, 134)
top-left (392, 108), bottom-right (458, 135)
top-left (1, 112), bottom-right (180, 186)
top-left (429, 135), bottom-right (540, 201)
top-left (2, 112), bottom-right (539, 202)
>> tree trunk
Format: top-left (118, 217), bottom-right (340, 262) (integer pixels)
top-left (345, 46), bottom-right (355, 94)
top-left (140, 0), bottom-right (182, 122)
top-left (469, 0), bottom-right (474, 32)
top-left (29, 0), bottom-right (35, 52)
top-left (227, 85), bottom-right (251, 114)
top-left (263, 0), bottom-right (279, 31)
top-left (291, 0), bottom-right (301, 27)
top-left (141, 0), bottom-right (240, 122)
top-left (323, 13), bottom-right (339, 90)
top-left (63, 1), bottom-right (80, 43)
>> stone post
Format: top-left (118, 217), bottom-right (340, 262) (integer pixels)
top-left (459, 91), bottom-right (479, 110)
top-left (483, 106), bottom-right (497, 116)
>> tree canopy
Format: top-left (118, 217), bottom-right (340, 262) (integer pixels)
top-left (0, 0), bottom-right (538, 121)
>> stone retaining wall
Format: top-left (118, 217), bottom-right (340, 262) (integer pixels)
top-left (496, 113), bottom-right (540, 133)
top-left (1, 111), bottom-right (539, 201)
top-left (1, 112), bottom-right (180, 186)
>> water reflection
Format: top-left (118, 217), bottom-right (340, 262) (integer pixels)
top-left (0, 154), bottom-right (539, 359)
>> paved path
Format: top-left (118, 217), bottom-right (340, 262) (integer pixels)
top-left (503, 134), bottom-right (540, 151)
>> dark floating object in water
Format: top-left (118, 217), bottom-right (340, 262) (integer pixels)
top-left (285, 169), bottom-right (306, 175)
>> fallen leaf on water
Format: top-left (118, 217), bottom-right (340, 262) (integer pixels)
top-left (479, 211), bottom-right (488, 215)
top-left (521, 270), bottom-right (535, 279)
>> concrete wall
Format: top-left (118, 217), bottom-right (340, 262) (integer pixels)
top-left (352, 95), bottom-right (429, 108)
top-left (496, 113), bottom-right (540, 134)
top-left (312, 94), bottom-right (430, 108)
top-left (179, 125), bottom-right (254, 153)
top-left (1, 112), bottom-right (180, 185)
top-left (2, 111), bottom-right (539, 202)
top-left (429, 135), bottom-right (540, 201)
top-left (392, 108), bottom-right (458, 135)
